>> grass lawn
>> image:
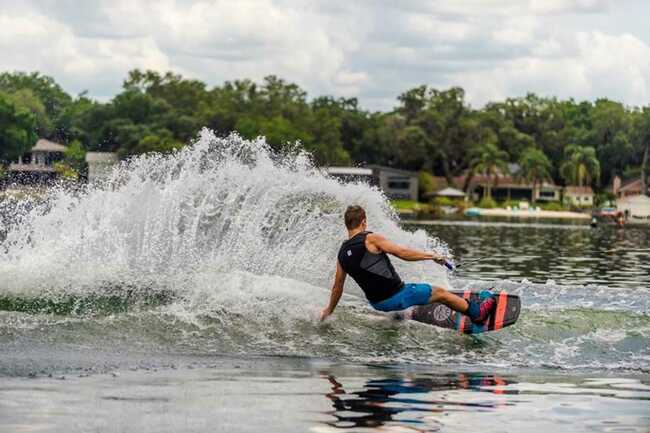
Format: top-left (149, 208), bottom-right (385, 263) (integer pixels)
top-left (390, 199), bottom-right (424, 211)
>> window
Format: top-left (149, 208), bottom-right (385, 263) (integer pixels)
top-left (388, 181), bottom-right (410, 189)
top-left (387, 175), bottom-right (411, 190)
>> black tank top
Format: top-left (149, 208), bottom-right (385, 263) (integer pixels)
top-left (337, 232), bottom-right (404, 303)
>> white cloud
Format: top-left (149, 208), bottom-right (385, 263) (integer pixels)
top-left (529, 0), bottom-right (611, 15)
top-left (457, 31), bottom-right (650, 106)
top-left (0, 6), bottom-right (171, 99)
top-left (0, 0), bottom-right (647, 110)
top-left (492, 16), bottom-right (540, 46)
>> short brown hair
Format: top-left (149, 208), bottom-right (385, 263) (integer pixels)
top-left (344, 205), bottom-right (366, 229)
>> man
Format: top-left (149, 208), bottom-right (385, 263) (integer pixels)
top-left (320, 205), bottom-right (495, 323)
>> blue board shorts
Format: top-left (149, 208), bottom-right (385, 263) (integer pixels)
top-left (371, 283), bottom-right (432, 312)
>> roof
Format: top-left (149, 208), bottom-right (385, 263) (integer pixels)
top-left (31, 139), bottom-right (66, 153)
top-left (326, 166), bottom-right (373, 176)
top-left (565, 186), bottom-right (594, 195)
top-left (463, 173), bottom-right (560, 190)
top-left (619, 178), bottom-right (642, 193)
top-left (366, 165), bottom-right (418, 177)
top-left (435, 187), bottom-right (466, 197)
top-left (86, 152), bottom-right (118, 163)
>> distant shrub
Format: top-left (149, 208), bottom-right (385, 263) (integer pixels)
top-left (540, 202), bottom-right (564, 211)
top-left (455, 200), bottom-right (472, 212)
top-left (393, 200), bottom-right (426, 211)
top-left (594, 192), bottom-right (615, 208)
top-left (432, 196), bottom-right (455, 207)
top-left (428, 206), bottom-right (444, 219)
top-left (53, 162), bottom-right (79, 180)
top-left (418, 171), bottom-right (436, 199)
top-left (478, 197), bottom-right (497, 208)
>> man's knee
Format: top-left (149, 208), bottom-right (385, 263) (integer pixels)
top-left (428, 287), bottom-right (447, 303)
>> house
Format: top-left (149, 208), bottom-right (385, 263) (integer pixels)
top-left (464, 172), bottom-right (561, 202)
top-left (366, 165), bottom-right (419, 201)
top-left (86, 152), bottom-right (118, 183)
top-left (8, 139), bottom-right (67, 184)
top-left (325, 165), bottom-right (419, 201)
top-left (613, 176), bottom-right (648, 198)
top-left (617, 194), bottom-right (650, 223)
top-left (611, 175), bottom-right (650, 223)
top-left (564, 186), bottom-right (594, 207)
top-left (433, 187), bottom-right (465, 199)
top-left (325, 166), bottom-right (373, 184)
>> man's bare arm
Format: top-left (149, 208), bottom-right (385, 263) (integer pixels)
top-left (368, 233), bottom-right (446, 263)
top-left (320, 261), bottom-right (347, 321)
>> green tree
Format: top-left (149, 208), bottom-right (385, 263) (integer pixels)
top-left (518, 147), bottom-right (552, 202)
top-left (469, 141), bottom-right (510, 199)
top-left (589, 99), bottom-right (634, 187)
top-left (123, 69), bottom-right (208, 116)
top-left (2, 88), bottom-right (52, 137)
top-left (488, 94), bottom-right (567, 178)
top-left (0, 94), bottom-right (37, 163)
top-left (418, 170), bottom-right (437, 200)
top-left (560, 145), bottom-right (601, 187)
top-left (0, 72), bottom-right (71, 121)
top-left (394, 125), bottom-right (429, 170)
top-left (133, 131), bottom-right (183, 155)
top-left (64, 140), bottom-right (87, 174)
top-left (632, 107), bottom-right (650, 194)
top-left (100, 118), bottom-right (153, 157)
top-left (56, 93), bottom-right (97, 145)
top-left (308, 107), bottom-right (349, 165)
top-left (397, 86), bottom-right (474, 182)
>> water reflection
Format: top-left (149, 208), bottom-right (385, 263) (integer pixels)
top-left (321, 373), bottom-right (515, 431)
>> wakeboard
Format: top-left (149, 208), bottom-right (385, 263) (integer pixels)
top-left (401, 290), bottom-right (520, 335)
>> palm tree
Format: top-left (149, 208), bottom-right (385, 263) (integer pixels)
top-left (559, 145), bottom-right (601, 187)
top-left (518, 147), bottom-right (552, 202)
top-left (469, 142), bottom-right (509, 200)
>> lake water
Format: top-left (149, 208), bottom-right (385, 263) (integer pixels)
top-left (0, 132), bottom-right (648, 432)
top-left (415, 219), bottom-right (650, 289)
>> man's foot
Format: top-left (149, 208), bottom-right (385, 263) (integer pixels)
top-left (466, 291), bottom-right (496, 324)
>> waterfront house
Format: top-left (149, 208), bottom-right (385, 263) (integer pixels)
top-left (564, 186), bottom-right (594, 207)
top-left (325, 165), bottom-right (419, 201)
top-left (613, 176), bottom-right (648, 198)
top-left (617, 194), bottom-right (650, 223)
top-left (325, 166), bottom-right (373, 184)
top-left (367, 165), bottom-right (418, 201)
top-left (86, 152), bottom-right (118, 183)
top-left (8, 139), bottom-right (66, 184)
top-left (611, 175), bottom-right (650, 222)
top-left (464, 172), bottom-right (561, 202)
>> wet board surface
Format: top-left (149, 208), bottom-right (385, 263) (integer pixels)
top-left (402, 290), bottom-right (521, 335)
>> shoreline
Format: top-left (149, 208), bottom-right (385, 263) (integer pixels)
top-left (465, 207), bottom-right (591, 219)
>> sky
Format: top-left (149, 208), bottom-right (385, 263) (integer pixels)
top-left (1, 0), bottom-right (650, 111)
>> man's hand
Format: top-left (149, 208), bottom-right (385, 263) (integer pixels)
top-left (319, 307), bottom-right (332, 322)
top-left (321, 262), bottom-right (346, 322)
top-left (432, 253), bottom-right (447, 265)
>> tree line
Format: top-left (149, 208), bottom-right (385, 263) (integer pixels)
top-left (0, 70), bottom-right (649, 194)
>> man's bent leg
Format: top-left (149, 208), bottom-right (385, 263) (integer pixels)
top-left (428, 287), bottom-right (469, 313)
top-left (428, 287), bottom-right (495, 324)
